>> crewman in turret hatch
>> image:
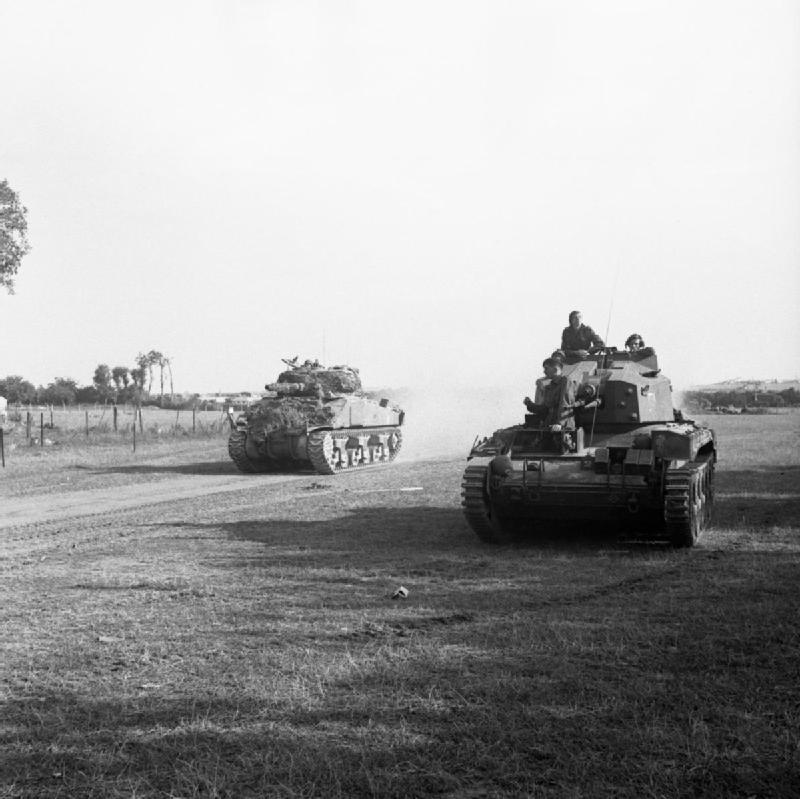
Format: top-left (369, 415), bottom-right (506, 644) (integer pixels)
top-left (625, 333), bottom-right (645, 352)
top-left (524, 358), bottom-right (583, 430)
top-left (561, 310), bottom-right (604, 357)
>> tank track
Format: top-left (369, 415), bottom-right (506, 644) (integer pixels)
top-left (227, 429), bottom-right (278, 474)
top-left (663, 455), bottom-right (714, 547)
top-left (461, 465), bottom-right (515, 544)
top-left (307, 427), bottom-right (403, 475)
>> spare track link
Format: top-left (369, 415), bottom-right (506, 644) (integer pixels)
top-left (664, 456), bottom-right (713, 547)
top-left (461, 465), bottom-right (513, 544)
top-left (307, 427), bottom-right (402, 475)
top-left (227, 429), bottom-right (277, 474)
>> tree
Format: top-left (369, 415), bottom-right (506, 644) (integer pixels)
top-left (135, 353), bottom-right (153, 395)
top-left (92, 364), bottom-right (114, 403)
top-left (0, 374), bottom-right (36, 403)
top-left (111, 366), bottom-right (130, 392)
top-left (0, 180), bottom-right (31, 293)
top-left (42, 377), bottom-right (77, 406)
top-left (130, 365), bottom-right (146, 405)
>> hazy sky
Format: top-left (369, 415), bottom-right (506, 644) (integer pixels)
top-left (1, 0), bottom-right (798, 396)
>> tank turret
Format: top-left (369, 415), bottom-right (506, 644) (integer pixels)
top-left (462, 346), bottom-right (716, 547)
top-left (228, 359), bottom-right (404, 475)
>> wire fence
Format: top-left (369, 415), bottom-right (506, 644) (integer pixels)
top-left (0, 403), bottom-right (241, 465)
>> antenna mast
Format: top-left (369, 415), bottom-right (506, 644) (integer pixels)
top-left (589, 262), bottom-right (622, 445)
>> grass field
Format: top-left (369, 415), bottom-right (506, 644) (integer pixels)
top-left (0, 410), bottom-right (798, 797)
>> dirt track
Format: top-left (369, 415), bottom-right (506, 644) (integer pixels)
top-left (0, 472), bottom-right (312, 530)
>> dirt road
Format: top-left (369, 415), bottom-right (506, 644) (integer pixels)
top-left (0, 472), bottom-right (312, 530)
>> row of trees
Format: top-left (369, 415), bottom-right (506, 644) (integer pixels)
top-left (1, 350), bottom-right (181, 407)
top-left (92, 350), bottom-right (175, 404)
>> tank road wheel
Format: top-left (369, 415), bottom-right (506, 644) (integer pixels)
top-left (664, 460), bottom-right (710, 547)
top-left (307, 430), bottom-right (338, 475)
top-left (461, 465), bottom-right (515, 544)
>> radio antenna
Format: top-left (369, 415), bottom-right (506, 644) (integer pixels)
top-left (589, 261), bottom-right (622, 445)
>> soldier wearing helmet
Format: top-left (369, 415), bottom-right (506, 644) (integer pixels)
top-left (561, 310), bottom-right (604, 357)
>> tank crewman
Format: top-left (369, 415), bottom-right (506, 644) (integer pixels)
top-left (625, 333), bottom-right (645, 352)
top-left (523, 358), bottom-right (583, 429)
top-left (550, 349), bottom-right (566, 366)
top-left (561, 310), bottom-right (604, 357)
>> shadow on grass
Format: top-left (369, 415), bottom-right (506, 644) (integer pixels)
top-left (159, 506), bottom-right (672, 562)
top-left (3, 598), bottom-right (798, 799)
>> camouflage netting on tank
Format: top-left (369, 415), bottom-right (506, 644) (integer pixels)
top-left (246, 397), bottom-right (335, 432)
top-left (275, 367), bottom-right (361, 394)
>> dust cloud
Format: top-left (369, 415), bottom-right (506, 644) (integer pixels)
top-left (391, 383), bottom-right (529, 462)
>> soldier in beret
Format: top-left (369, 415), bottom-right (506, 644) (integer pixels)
top-left (561, 310), bottom-right (604, 358)
top-left (524, 358), bottom-right (582, 429)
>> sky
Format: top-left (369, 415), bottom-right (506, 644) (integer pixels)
top-left (1, 0), bottom-right (798, 399)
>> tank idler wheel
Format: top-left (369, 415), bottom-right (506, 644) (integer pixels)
top-left (461, 464), bottom-right (516, 544)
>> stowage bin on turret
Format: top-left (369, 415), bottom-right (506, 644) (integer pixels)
top-left (228, 359), bottom-right (404, 475)
top-left (462, 346), bottom-right (716, 547)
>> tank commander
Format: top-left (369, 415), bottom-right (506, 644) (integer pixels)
top-left (550, 349), bottom-right (566, 366)
top-left (561, 310), bottom-right (604, 357)
top-left (523, 358), bottom-right (583, 429)
top-left (625, 333), bottom-right (645, 352)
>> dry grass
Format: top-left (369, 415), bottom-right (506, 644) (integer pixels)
top-left (0, 413), bottom-right (798, 797)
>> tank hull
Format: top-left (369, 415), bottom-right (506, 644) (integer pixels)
top-left (463, 440), bottom-right (714, 545)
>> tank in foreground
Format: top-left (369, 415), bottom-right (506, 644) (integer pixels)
top-left (228, 359), bottom-right (404, 475)
top-left (462, 346), bottom-right (716, 547)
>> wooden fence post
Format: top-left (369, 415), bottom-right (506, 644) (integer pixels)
top-left (192, 406), bottom-right (196, 433)
top-left (50, 406), bottom-right (53, 427)
top-left (138, 406), bottom-right (143, 433)
top-left (85, 410), bottom-right (89, 438)
top-left (113, 404), bottom-right (118, 432)
top-left (133, 421), bottom-right (136, 452)
top-left (26, 411), bottom-right (31, 441)
top-left (1, 428), bottom-right (5, 467)
top-left (40, 412), bottom-right (44, 447)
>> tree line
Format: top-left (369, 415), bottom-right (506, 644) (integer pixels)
top-left (0, 350), bottom-right (191, 408)
top-left (683, 388), bottom-right (800, 410)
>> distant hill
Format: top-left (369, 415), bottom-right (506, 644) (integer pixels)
top-left (690, 379), bottom-right (800, 393)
